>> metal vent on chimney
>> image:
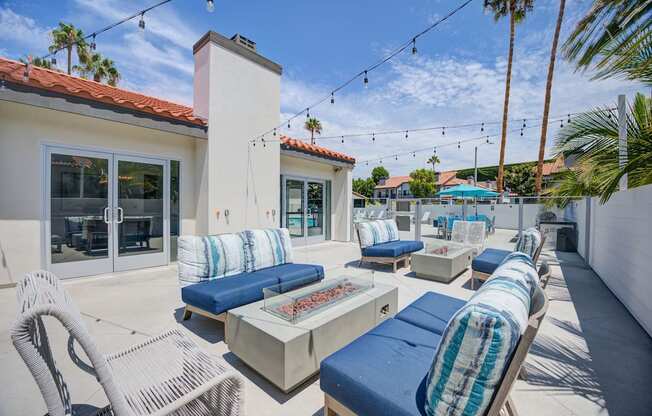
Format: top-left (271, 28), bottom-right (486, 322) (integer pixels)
top-left (230, 34), bottom-right (256, 52)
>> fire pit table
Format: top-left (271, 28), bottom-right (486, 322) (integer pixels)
top-left (225, 272), bottom-right (397, 392)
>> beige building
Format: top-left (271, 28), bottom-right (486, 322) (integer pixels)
top-left (0, 31), bottom-right (354, 283)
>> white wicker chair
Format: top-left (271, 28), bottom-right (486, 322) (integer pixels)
top-left (450, 220), bottom-right (470, 246)
top-left (11, 270), bottom-right (244, 416)
top-left (466, 221), bottom-right (487, 256)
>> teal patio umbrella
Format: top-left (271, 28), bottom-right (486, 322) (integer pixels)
top-left (436, 184), bottom-right (499, 216)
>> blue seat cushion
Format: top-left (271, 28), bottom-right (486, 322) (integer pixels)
top-left (472, 248), bottom-right (512, 275)
top-left (321, 318), bottom-right (441, 416)
top-left (252, 263), bottom-right (324, 293)
top-left (362, 240), bottom-right (424, 258)
top-left (395, 292), bottom-right (466, 335)
top-left (181, 263), bottom-right (325, 315)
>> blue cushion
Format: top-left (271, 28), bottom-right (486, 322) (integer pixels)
top-left (395, 292), bottom-right (466, 335)
top-left (181, 263), bottom-right (325, 315)
top-left (471, 248), bottom-right (511, 274)
top-left (321, 318), bottom-right (441, 416)
top-left (362, 240), bottom-right (424, 257)
top-left (254, 263), bottom-right (324, 293)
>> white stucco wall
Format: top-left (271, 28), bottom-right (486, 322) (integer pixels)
top-left (0, 100), bottom-right (198, 286)
top-left (586, 184), bottom-right (652, 336)
top-left (280, 154), bottom-right (352, 242)
top-left (194, 37), bottom-right (281, 234)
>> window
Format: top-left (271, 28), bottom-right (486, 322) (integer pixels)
top-left (170, 160), bottom-right (180, 261)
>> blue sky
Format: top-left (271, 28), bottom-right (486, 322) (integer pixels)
top-left (0, 0), bottom-right (643, 178)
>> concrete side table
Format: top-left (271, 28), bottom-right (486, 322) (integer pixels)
top-left (411, 241), bottom-right (472, 283)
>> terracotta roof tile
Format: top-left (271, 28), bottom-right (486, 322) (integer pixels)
top-left (542, 155), bottom-right (565, 176)
top-left (0, 57), bottom-right (205, 127)
top-left (375, 176), bottom-right (411, 189)
top-left (280, 136), bottom-right (355, 164)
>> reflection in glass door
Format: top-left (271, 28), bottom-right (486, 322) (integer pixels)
top-left (113, 156), bottom-right (168, 272)
top-left (48, 150), bottom-right (114, 278)
top-left (286, 180), bottom-right (305, 238)
top-left (307, 182), bottom-right (324, 239)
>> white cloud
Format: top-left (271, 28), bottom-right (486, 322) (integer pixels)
top-left (0, 7), bottom-right (51, 54)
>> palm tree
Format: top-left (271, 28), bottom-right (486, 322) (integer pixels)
top-left (552, 93), bottom-right (652, 203)
top-left (534, 0), bottom-right (567, 194)
top-left (20, 56), bottom-right (53, 70)
top-left (49, 23), bottom-right (88, 75)
top-left (304, 117), bottom-right (322, 144)
top-left (484, 0), bottom-right (534, 194)
top-left (427, 154), bottom-right (440, 173)
top-left (562, 0), bottom-right (652, 85)
top-left (75, 53), bottom-right (121, 86)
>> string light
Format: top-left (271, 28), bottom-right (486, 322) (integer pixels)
top-left (395, 155), bottom-right (398, 160)
top-left (206, 0), bottom-right (215, 12)
top-left (405, 130), bottom-right (409, 139)
top-left (457, 141), bottom-right (461, 149)
top-left (411, 38), bottom-right (417, 55)
top-left (480, 122), bottom-right (484, 132)
top-left (288, 120), bottom-right (291, 129)
top-left (363, 71), bottom-right (369, 88)
top-left (50, 53), bottom-right (57, 66)
top-left (306, 108), bottom-right (311, 118)
top-left (372, 133), bottom-right (375, 142)
top-left (330, 92), bottom-right (335, 104)
top-left (560, 119), bottom-right (564, 128)
top-left (138, 13), bottom-right (145, 31)
top-left (522, 119), bottom-right (526, 128)
top-left (442, 127), bottom-right (446, 136)
top-left (90, 34), bottom-right (96, 51)
top-left (273, 128), bottom-right (277, 136)
top-left (567, 113), bottom-right (571, 124)
top-left (341, 136), bottom-right (344, 144)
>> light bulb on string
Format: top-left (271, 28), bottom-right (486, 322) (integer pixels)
top-left (411, 38), bottom-right (417, 55)
top-left (306, 108), bottom-right (310, 119)
top-left (273, 128), bottom-right (276, 136)
top-left (413, 152), bottom-right (416, 158)
top-left (480, 122), bottom-right (484, 132)
top-left (287, 120), bottom-right (291, 129)
top-left (457, 141), bottom-right (461, 149)
top-left (90, 34), bottom-right (96, 51)
top-left (395, 155), bottom-right (398, 161)
top-left (138, 13), bottom-right (145, 31)
top-left (363, 71), bottom-right (368, 88)
top-left (442, 127), bottom-right (445, 136)
top-left (567, 114), bottom-right (571, 124)
top-left (486, 136), bottom-right (490, 144)
top-left (341, 136), bottom-right (344, 144)
top-left (330, 92), bottom-right (335, 104)
top-left (560, 119), bottom-right (564, 128)
top-left (372, 133), bottom-right (375, 143)
top-left (206, 0), bottom-right (215, 12)
top-left (522, 119), bottom-right (526, 128)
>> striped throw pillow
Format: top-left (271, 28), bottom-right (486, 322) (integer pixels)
top-left (356, 220), bottom-right (400, 248)
top-left (424, 253), bottom-right (538, 416)
top-left (242, 228), bottom-right (294, 272)
top-left (515, 227), bottom-right (542, 259)
top-left (177, 233), bottom-right (248, 285)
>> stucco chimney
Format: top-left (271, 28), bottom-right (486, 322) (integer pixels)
top-left (192, 31), bottom-right (282, 234)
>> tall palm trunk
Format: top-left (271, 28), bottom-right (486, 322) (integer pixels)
top-left (311, 129), bottom-right (315, 145)
top-left (535, 0), bottom-right (566, 194)
top-left (66, 45), bottom-right (72, 75)
top-left (497, 0), bottom-right (516, 194)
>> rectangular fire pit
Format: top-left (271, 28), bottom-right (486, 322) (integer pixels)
top-left (226, 276), bottom-right (397, 392)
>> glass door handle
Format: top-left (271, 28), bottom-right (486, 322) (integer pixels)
top-left (103, 207), bottom-right (111, 224)
top-left (115, 207), bottom-right (124, 224)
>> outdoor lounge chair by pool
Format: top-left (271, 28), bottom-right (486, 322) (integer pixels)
top-left (321, 252), bottom-right (548, 416)
top-left (356, 219), bottom-right (424, 272)
top-left (471, 227), bottom-right (545, 289)
top-left (11, 270), bottom-right (244, 416)
top-left (178, 228), bottom-right (324, 325)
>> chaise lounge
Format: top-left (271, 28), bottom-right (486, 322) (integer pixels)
top-left (320, 252), bottom-right (548, 416)
top-left (356, 219), bottom-right (424, 272)
top-left (178, 228), bottom-right (324, 324)
top-left (471, 227), bottom-right (545, 289)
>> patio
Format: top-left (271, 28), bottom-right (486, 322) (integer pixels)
top-left (1, 227), bottom-right (650, 416)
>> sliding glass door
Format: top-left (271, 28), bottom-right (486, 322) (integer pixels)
top-left (46, 146), bottom-right (170, 278)
top-left (282, 177), bottom-right (328, 245)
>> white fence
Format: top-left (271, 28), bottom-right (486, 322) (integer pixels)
top-left (578, 184), bottom-right (652, 337)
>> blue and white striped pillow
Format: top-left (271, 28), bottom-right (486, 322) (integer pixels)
top-left (515, 227), bottom-right (542, 259)
top-left (357, 220), bottom-right (399, 248)
top-left (242, 228), bottom-right (294, 272)
top-left (424, 253), bottom-right (538, 416)
top-left (177, 233), bottom-right (248, 285)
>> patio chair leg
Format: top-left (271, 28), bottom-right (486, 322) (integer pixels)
top-left (504, 396), bottom-right (519, 416)
top-left (182, 307), bottom-right (192, 321)
top-left (393, 261), bottom-right (397, 273)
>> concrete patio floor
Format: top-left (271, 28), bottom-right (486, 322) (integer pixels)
top-left (1, 228), bottom-right (650, 416)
